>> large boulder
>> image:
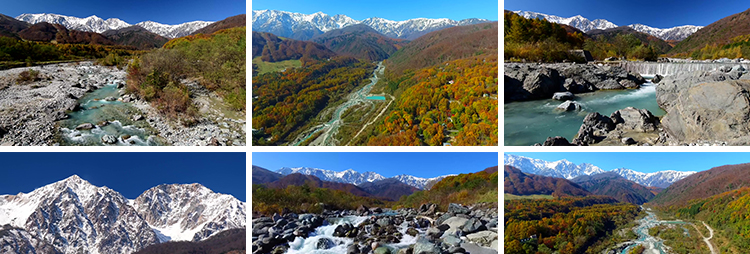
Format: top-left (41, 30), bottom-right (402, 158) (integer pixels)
top-left (447, 203), bottom-right (469, 215)
top-left (541, 136), bottom-right (573, 146)
top-left (552, 91), bottom-right (574, 100)
top-left (656, 70), bottom-right (741, 109)
top-left (610, 107), bottom-right (658, 132)
top-left (413, 236), bottom-right (440, 254)
top-left (556, 100), bottom-right (582, 111)
top-left (441, 217), bottom-right (469, 235)
top-left (572, 112), bottom-right (616, 145)
top-left (661, 80), bottom-right (750, 145)
top-left (505, 64), bottom-right (563, 101)
top-left (466, 231), bottom-right (498, 248)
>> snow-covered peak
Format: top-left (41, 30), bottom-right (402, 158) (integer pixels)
top-left (627, 23), bottom-right (703, 41)
top-left (392, 174), bottom-right (456, 189)
top-left (252, 9), bottom-right (491, 40)
top-left (275, 167), bottom-right (453, 189)
top-left (504, 154), bottom-right (696, 188)
top-left (513, 10), bottom-right (702, 41)
top-left (16, 13), bottom-right (214, 39)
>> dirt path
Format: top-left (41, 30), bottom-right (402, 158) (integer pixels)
top-left (345, 94), bottom-right (394, 146)
top-left (690, 221), bottom-right (716, 254)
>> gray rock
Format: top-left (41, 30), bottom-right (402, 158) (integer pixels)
top-left (347, 244), bottom-right (361, 254)
top-left (76, 123), bottom-right (94, 130)
top-left (316, 238), bottom-right (335, 249)
top-left (447, 203), bottom-right (469, 215)
top-left (442, 217), bottom-right (469, 235)
top-left (104, 96), bottom-right (117, 101)
top-left (376, 217), bottom-right (393, 227)
top-left (556, 100), bottom-right (582, 111)
top-left (621, 137), bottom-right (636, 145)
top-left (466, 231), bottom-right (498, 248)
top-left (596, 79), bottom-right (624, 90)
top-left (374, 247), bottom-right (391, 254)
top-left (661, 80), bottom-right (750, 145)
top-left (132, 114), bottom-right (144, 121)
top-left (652, 74), bottom-right (663, 83)
top-left (101, 135), bottom-right (117, 144)
top-left (573, 112), bottom-right (615, 145)
top-left (542, 136), bottom-right (573, 146)
top-left (413, 236), bottom-right (440, 254)
top-left (610, 107), bottom-right (658, 132)
top-left (462, 218), bottom-right (485, 234)
top-left (552, 91), bottom-right (574, 100)
top-left (619, 79), bottom-right (639, 89)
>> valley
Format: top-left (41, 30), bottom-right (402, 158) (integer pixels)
top-left (0, 12), bottom-right (247, 145)
top-left (252, 10), bottom-right (498, 146)
top-left (504, 153), bottom-right (750, 254)
top-left (252, 153), bottom-right (499, 253)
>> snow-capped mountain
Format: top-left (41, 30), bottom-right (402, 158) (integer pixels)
top-left (135, 20), bottom-right (214, 39)
top-left (16, 13), bottom-right (213, 38)
top-left (513, 10), bottom-right (702, 41)
top-left (513, 10), bottom-right (617, 32)
top-left (275, 167), bottom-right (453, 189)
top-left (627, 23), bottom-right (703, 41)
top-left (252, 9), bottom-right (491, 40)
top-left (504, 154), bottom-right (695, 188)
top-left (610, 168), bottom-right (696, 188)
top-left (392, 174), bottom-right (455, 189)
top-left (0, 175), bottom-right (245, 254)
top-left (132, 183), bottom-right (245, 242)
top-left (16, 13), bottom-right (130, 33)
top-left (277, 167), bottom-right (386, 185)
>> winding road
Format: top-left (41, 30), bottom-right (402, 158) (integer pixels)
top-left (692, 221), bottom-right (716, 254)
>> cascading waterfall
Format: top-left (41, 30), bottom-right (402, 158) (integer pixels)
top-left (285, 216), bottom-right (368, 254)
top-left (620, 62), bottom-right (750, 76)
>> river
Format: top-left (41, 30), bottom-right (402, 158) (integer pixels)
top-left (613, 208), bottom-right (689, 254)
top-left (291, 61), bottom-right (386, 146)
top-left (504, 82), bottom-right (664, 146)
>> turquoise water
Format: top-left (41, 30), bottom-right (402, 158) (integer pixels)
top-left (504, 82), bottom-right (665, 146)
top-left (59, 83), bottom-right (160, 146)
top-left (366, 96), bottom-right (386, 100)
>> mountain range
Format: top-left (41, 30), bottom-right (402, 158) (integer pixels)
top-left (275, 166), bottom-right (453, 189)
top-left (504, 154), bottom-right (695, 188)
top-left (0, 175), bottom-right (245, 254)
top-left (513, 10), bottom-right (702, 41)
top-left (251, 9), bottom-right (491, 40)
top-left (16, 13), bottom-right (214, 38)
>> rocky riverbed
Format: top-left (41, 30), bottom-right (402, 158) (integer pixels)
top-left (251, 203), bottom-right (498, 254)
top-left (0, 62), bottom-right (245, 146)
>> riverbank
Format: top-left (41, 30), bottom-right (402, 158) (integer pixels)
top-left (0, 62), bottom-right (245, 146)
top-left (252, 203), bottom-right (498, 254)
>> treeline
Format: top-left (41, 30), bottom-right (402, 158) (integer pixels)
top-left (0, 36), bottom-right (135, 68)
top-left (127, 27), bottom-right (245, 123)
top-left (672, 34), bottom-right (750, 59)
top-left (252, 57), bottom-right (375, 145)
top-left (584, 32), bottom-right (660, 61)
top-left (396, 167), bottom-right (497, 210)
top-left (365, 55), bottom-right (497, 146)
top-left (504, 11), bottom-right (585, 63)
top-left (252, 184), bottom-right (387, 215)
top-left (505, 196), bottom-right (640, 254)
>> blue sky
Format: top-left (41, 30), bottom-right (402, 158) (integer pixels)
top-left (252, 0), bottom-right (498, 21)
top-left (253, 152), bottom-right (498, 178)
top-left (0, 153), bottom-right (246, 201)
top-left (506, 152), bottom-right (750, 173)
top-left (505, 0), bottom-right (750, 28)
top-left (4, 0), bottom-right (245, 25)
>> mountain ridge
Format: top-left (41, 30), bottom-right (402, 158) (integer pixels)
top-left (275, 166), bottom-right (453, 189)
top-left (16, 13), bottom-right (214, 38)
top-left (504, 154), bottom-right (695, 188)
top-left (513, 10), bottom-right (702, 41)
top-left (252, 9), bottom-right (491, 40)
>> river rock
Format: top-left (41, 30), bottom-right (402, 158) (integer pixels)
top-left (132, 114), bottom-right (144, 121)
top-left (374, 247), bottom-right (391, 254)
top-left (621, 137), bottom-right (637, 145)
top-left (101, 135), bottom-right (117, 144)
top-left (447, 203), bottom-right (469, 215)
top-left (441, 217), bottom-right (468, 235)
top-left (596, 79), bottom-right (624, 90)
top-left (619, 79), bottom-right (638, 89)
top-left (76, 123), bottom-right (94, 130)
top-left (376, 217), bottom-right (392, 227)
top-left (656, 70), bottom-right (741, 109)
top-left (556, 100), bottom-right (582, 111)
top-left (462, 218), bottom-right (485, 234)
top-left (652, 74), bottom-right (663, 83)
top-left (413, 236), bottom-right (440, 254)
top-left (466, 231), bottom-right (498, 248)
top-left (316, 238), bottom-right (335, 249)
top-left (610, 107), bottom-right (658, 132)
top-left (552, 91), bottom-right (574, 100)
top-left (661, 80), bottom-right (750, 145)
top-left (347, 244), bottom-right (361, 254)
top-left (542, 136), bottom-right (573, 146)
top-left (572, 112), bottom-right (615, 145)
